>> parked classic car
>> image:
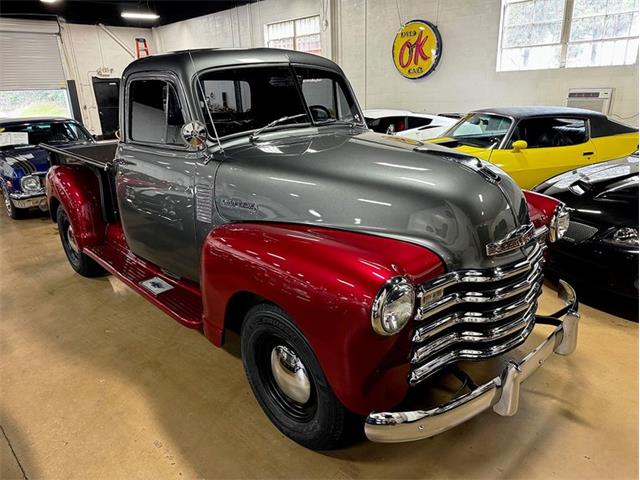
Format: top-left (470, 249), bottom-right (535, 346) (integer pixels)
top-left (430, 106), bottom-right (639, 189)
top-left (364, 109), bottom-right (456, 140)
top-left (535, 152), bottom-right (639, 301)
top-left (43, 48), bottom-right (579, 449)
top-left (0, 117), bottom-right (95, 218)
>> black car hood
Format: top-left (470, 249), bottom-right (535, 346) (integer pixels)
top-left (535, 154), bottom-right (639, 229)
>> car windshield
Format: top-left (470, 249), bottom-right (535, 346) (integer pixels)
top-left (444, 113), bottom-right (512, 148)
top-left (195, 65), bottom-right (363, 138)
top-left (0, 121), bottom-right (93, 147)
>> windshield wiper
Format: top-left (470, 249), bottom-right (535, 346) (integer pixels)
top-left (249, 113), bottom-right (309, 142)
top-left (315, 119), bottom-right (361, 128)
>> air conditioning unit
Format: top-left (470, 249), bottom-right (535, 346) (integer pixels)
top-left (567, 88), bottom-right (614, 115)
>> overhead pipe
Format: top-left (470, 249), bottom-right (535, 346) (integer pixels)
top-left (97, 23), bottom-right (136, 58)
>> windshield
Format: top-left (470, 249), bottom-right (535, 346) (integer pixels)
top-left (196, 65), bottom-right (363, 138)
top-left (444, 113), bottom-right (512, 148)
top-left (0, 121), bottom-right (93, 147)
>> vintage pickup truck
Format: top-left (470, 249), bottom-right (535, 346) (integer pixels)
top-left (43, 48), bottom-right (579, 449)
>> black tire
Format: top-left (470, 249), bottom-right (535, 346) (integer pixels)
top-left (241, 304), bottom-right (352, 450)
top-left (1, 185), bottom-right (25, 219)
top-left (56, 206), bottom-right (105, 277)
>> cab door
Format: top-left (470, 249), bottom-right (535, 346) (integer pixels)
top-left (115, 73), bottom-right (200, 281)
top-left (489, 116), bottom-right (597, 189)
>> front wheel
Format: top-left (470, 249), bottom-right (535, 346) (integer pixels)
top-left (241, 304), bottom-right (352, 449)
top-left (1, 186), bottom-right (24, 219)
top-left (56, 206), bottom-right (105, 277)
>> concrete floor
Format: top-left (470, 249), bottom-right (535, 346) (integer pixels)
top-left (1, 211), bottom-right (638, 480)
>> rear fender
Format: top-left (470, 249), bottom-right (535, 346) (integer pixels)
top-left (200, 222), bottom-right (444, 415)
top-left (46, 165), bottom-right (106, 249)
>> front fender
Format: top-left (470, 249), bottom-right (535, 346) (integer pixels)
top-left (200, 222), bottom-right (444, 415)
top-left (46, 165), bottom-right (106, 250)
top-left (523, 190), bottom-right (561, 228)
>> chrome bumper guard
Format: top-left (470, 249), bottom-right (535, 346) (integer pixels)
top-left (10, 191), bottom-right (48, 210)
top-left (365, 280), bottom-right (579, 443)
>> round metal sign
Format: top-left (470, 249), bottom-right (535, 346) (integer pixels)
top-left (392, 20), bottom-right (442, 79)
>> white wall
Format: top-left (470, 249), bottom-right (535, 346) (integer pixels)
top-left (339, 0), bottom-right (638, 126)
top-left (153, 0), bottom-right (331, 59)
top-left (60, 23), bottom-right (155, 135)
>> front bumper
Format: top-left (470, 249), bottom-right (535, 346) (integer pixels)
top-left (9, 191), bottom-right (48, 210)
top-left (365, 280), bottom-right (579, 443)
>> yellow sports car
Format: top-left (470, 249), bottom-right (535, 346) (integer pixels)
top-left (430, 106), bottom-right (638, 189)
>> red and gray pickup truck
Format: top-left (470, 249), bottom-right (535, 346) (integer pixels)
top-left (43, 48), bottom-right (579, 449)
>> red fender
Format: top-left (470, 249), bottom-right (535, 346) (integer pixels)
top-left (523, 190), bottom-right (561, 229)
top-left (45, 165), bottom-right (106, 250)
top-left (200, 222), bottom-right (444, 415)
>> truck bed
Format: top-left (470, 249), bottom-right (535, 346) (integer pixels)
top-left (40, 141), bottom-right (118, 168)
top-left (41, 141), bottom-right (119, 222)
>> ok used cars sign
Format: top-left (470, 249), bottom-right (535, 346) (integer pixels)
top-left (392, 20), bottom-right (442, 79)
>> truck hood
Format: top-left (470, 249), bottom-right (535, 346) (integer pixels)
top-left (216, 129), bottom-right (530, 269)
top-left (428, 137), bottom-right (490, 158)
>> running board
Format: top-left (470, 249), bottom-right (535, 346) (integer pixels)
top-left (84, 236), bottom-right (203, 329)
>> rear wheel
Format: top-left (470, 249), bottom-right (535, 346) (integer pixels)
top-left (241, 304), bottom-right (352, 450)
top-left (56, 206), bottom-right (105, 277)
top-left (1, 185), bottom-right (24, 219)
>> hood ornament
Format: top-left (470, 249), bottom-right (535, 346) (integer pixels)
top-left (486, 223), bottom-right (535, 256)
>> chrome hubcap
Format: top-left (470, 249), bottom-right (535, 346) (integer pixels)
top-left (270, 345), bottom-right (311, 404)
top-left (67, 226), bottom-right (79, 253)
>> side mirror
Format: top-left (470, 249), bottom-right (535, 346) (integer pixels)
top-left (181, 121), bottom-right (208, 151)
top-left (512, 140), bottom-right (528, 151)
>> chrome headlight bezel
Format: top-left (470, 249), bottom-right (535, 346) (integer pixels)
top-left (549, 203), bottom-right (570, 242)
top-left (371, 277), bottom-right (416, 336)
top-left (20, 175), bottom-right (42, 193)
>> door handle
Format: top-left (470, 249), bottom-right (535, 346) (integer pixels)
top-left (582, 151), bottom-right (594, 156)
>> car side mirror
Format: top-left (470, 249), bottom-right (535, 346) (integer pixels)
top-left (181, 121), bottom-right (208, 151)
top-left (512, 140), bottom-right (528, 151)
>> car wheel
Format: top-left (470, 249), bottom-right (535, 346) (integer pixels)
top-left (241, 303), bottom-right (352, 450)
top-left (1, 185), bottom-right (24, 219)
top-left (56, 206), bottom-right (105, 277)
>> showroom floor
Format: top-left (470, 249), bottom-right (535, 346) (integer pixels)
top-left (0, 211), bottom-right (637, 480)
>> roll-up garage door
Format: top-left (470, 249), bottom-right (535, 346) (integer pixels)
top-left (0, 29), bottom-right (66, 91)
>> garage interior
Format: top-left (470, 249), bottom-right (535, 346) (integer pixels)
top-left (0, 0), bottom-right (638, 479)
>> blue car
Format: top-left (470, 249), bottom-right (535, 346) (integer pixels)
top-left (0, 117), bottom-right (95, 219)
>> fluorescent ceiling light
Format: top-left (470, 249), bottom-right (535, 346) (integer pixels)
top-left (40, 0), bottom-right (60, 3)
top-left (121, 11), bottom-right (159, 20)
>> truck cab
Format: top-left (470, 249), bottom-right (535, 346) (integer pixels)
top-left (44, 48), bottom-right (579, 450)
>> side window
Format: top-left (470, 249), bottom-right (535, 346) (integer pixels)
top-left (513, 117), bottom-right (588, 148)
top-left (129, 79), bottom-right (185, 145)
top-left (407, 116), bottom-right (433, 129)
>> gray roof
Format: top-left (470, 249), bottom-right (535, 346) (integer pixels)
top-left (123, 48), bottom-right (342, 78)
top-left (472, 106), bottom-right (606, 119)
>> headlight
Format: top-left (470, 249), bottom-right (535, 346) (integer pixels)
top-left (603, 227), bottom-right (638, 247)
top-left (549, 204), bottom-right (570, 242)
top-left (371, 277), bottom-right (415, 336)
top-left (20, 175), bottom-right (41, 192)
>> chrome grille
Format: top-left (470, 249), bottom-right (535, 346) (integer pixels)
top-left (409, 243), bottom-right (545, 386)
top-left (564, 221), bottom-right (598, 243)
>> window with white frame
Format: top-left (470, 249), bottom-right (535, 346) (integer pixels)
top-left (265, 16), bottom-right (322, 55)
top-left (497, 0), bottom-right (639, 71)
top-left (567, 0), bottom-right (639, 67)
